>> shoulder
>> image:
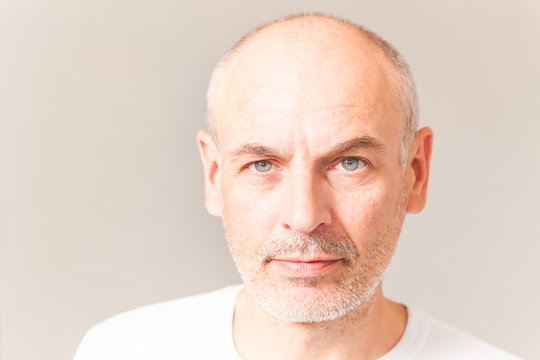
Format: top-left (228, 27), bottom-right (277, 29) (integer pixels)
top-left (74, 285), bottom-right (242, 360)
top-left (409, 307), bottom-right (521, 360)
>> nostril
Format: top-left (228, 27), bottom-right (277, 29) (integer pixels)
top-left (282, 223), bottom-right (292, 230)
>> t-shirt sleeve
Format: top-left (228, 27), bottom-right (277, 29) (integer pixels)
top-left (73, 323), bottom-right (122, 360)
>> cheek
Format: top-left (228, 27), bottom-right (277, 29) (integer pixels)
top-left (334, 181), bottom-right (402, 241)
top-left (221, 176), bottom-right (280, 250)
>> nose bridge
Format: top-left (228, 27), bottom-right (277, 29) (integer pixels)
top-left (280, 165), bottom-right (331, 233)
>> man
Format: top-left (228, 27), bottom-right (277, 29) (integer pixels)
top-left (74, 14), bottom-right (519, 360)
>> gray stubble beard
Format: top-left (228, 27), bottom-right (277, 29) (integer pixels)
top-left (228, 223), bottom-right (403, 323)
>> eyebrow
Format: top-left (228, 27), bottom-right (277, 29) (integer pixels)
top-left (328, 136), bottom-right (385, 156)
top-left (229, 136), bottom-right (384, 161)
top-left (229, 144), bottom-right (285, 160)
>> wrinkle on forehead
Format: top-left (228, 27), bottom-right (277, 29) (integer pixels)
top-left (219, 104), bottom-right (397, 162)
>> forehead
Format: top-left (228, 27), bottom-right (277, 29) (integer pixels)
top-left (212, 26), bottom-right (402, 155)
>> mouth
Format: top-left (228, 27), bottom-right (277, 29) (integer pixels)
top-left (270, 257), bottom-right (342, 278)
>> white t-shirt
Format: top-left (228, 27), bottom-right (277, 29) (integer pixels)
top-left (74, 285), bottom-right (520, 360)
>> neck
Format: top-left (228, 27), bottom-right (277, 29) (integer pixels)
top-left (232, 285), bottom-right (407, 360)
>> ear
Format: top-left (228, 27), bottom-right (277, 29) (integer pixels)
top-left (406, 127), bottom-right (434, 214)
top-left (197, 130), bottom-right (223, 217)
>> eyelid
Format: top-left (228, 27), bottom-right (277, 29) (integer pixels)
top-left (245, 159), bottom-right (278, 173)
top-left (332, 156), bottom-right (369, 171)
top-left (240, 156), bottom-right (370, 173)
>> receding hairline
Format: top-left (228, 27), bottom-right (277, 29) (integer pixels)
top-left (206, 13), bottom-right (419, 168)
top-left (225, 14), bottom-right (379, 62)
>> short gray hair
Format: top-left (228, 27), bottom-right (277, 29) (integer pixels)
top-left (206, 13), bottom-right (418, 168)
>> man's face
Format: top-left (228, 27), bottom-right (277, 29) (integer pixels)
top-left (206, 33), bottom-right (413, 322)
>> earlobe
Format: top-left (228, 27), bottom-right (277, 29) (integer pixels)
top-left (406, 127), bottom-right (434, 214)
top-left (197, 130), bottom-right (223, 217)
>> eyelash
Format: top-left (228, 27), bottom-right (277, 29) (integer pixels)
top-left (332, 157), bottom-right (369, 172)
top-left (248, 160), bottom-right (275, 173)
top-left (244, 156), bottom-right (370, 174)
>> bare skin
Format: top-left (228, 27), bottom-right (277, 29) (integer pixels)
top-left (234, 286), bottom-right (407, 360)
top-left (198, 15), bottom-right (433, 360)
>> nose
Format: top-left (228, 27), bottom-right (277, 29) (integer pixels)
top-left (279, 169), bottom-right (332, 234)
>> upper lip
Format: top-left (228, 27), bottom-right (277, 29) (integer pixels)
top-left (272, 256), bottom-right (342, 263)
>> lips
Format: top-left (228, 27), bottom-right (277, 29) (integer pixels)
top-left (271, 258), bottom-right (342, 278)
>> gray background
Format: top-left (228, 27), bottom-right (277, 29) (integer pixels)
top-left (1, 1), bottom-right (539, 359)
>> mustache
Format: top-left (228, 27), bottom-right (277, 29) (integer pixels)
top-left (258, 231), bottom-right (359, 266)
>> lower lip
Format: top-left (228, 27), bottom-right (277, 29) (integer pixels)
top-left (271, 259), bottom-right (341, 278)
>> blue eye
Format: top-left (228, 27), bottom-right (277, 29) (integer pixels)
top-left (251, 160), bottom-right (273, 172)
top-left (336, 158), bottom-right (365, 171)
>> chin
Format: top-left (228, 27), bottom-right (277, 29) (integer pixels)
top-left (245, 276), bottom-right (380, 323)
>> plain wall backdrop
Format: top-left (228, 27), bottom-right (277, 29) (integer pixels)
top-left (1, 1), bottom-right (539, 359)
